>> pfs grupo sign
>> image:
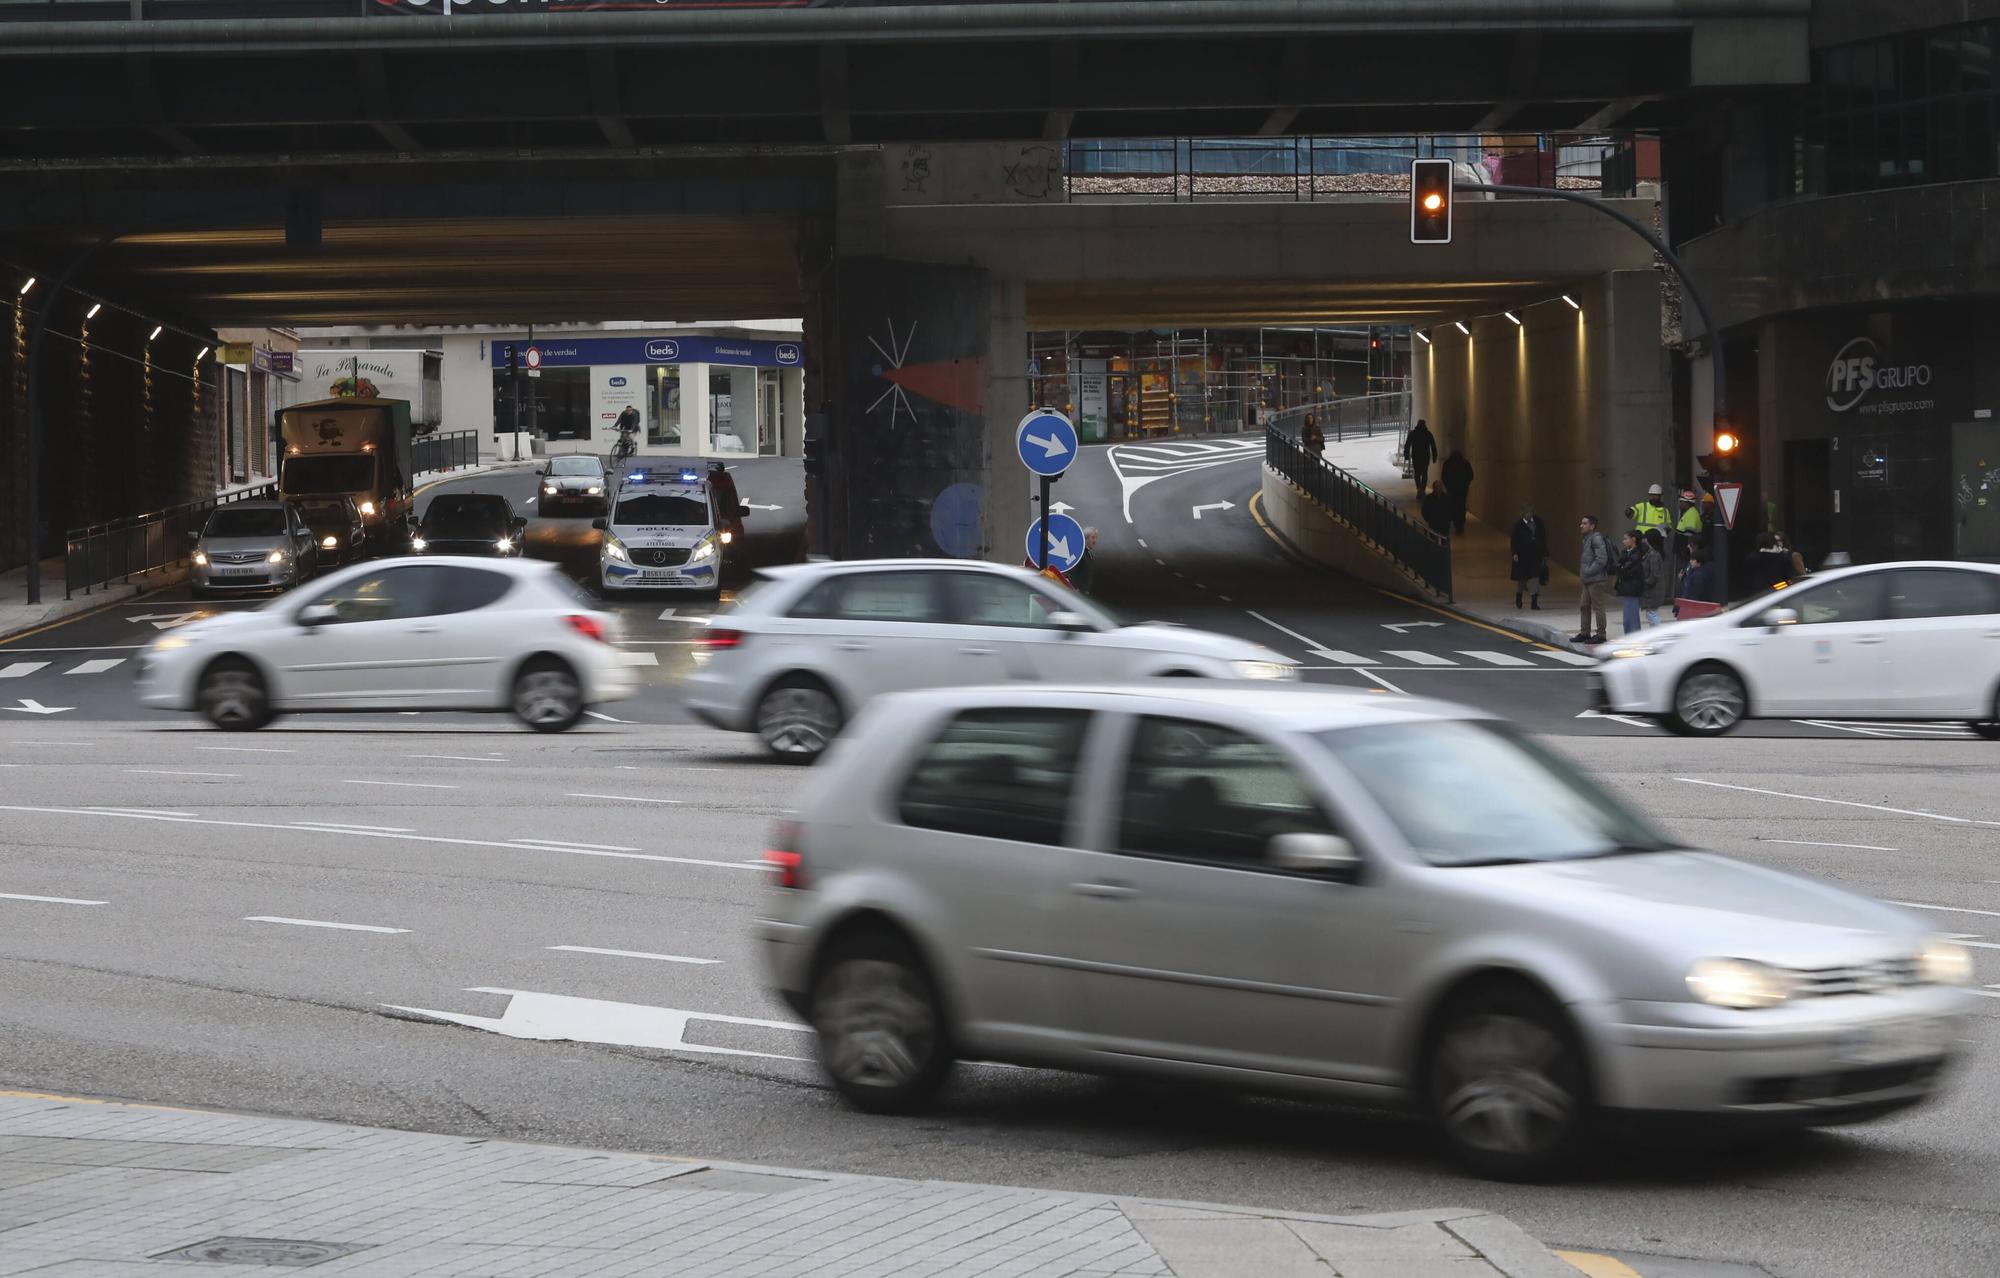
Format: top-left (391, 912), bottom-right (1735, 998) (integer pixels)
top-left (1826, 337), bottom-right (1934, 417)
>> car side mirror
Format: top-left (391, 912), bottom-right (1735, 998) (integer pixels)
top-left (1047, 610), bottom-right (1095, 634)
top-left (591, 518), bottom-right (608, 531)
top-left (298, 603), bottom-right (339, 628)
top-left (1762, 607), bottom-right (1799, 630)
top-left (512, 516), bottom-right (528, 532)
top-left (738, 503), bottom-right (751, 518)
top-left (1268, 832), bottom-right (1362, 880)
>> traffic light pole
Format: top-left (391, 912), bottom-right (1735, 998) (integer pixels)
top-left (1037, 474), bottom-right (1052, 571)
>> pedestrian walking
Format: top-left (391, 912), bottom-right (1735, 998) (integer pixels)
top-left (1775, 530), bottom-right (1809, 579)
top-left (1421, 481), bottom-right (1454, 537)
top-left (1743, 531), bottom-right (1795, 594)
top-left (1301, 414), bottom-right (1325, 461)
top-left (1069, 527), bottom-right (1100, 595)
top-left (1613, 530), bottom-right (1649, 635)
top-left (1404, 418), bottom-right (1438, 494)
top-left (1573, 515), bottom-right (1611, 644)
top-left (1640, 529), bottom-right (1670, 627)
top-left (1625, 483), bottom-right (1669, 538)
top-left (1680, 545), bottom-right (1716, 606)
top-left (1440, 448), bottom-right (1475, 534)
top-left (1510, 502), bottom-right (1548, 610)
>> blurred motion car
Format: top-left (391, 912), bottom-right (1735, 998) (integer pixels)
top-left (189, 500), bottom-right (321, 598)
top-left (1592, 561), bottom-right (2000, 736)
top-left (595, 466), bottom-right (730, 598)
top-left (684, 560), bottom-right (1297, 759)
top-left (411, 492), bottom-right (526, 558)
top-left (137, 557), bottom-right (634, 731)
top-left (537, 453), bottom-right (609, 515)
top-left (760, 683), bottom-right (1976, 1179)
top-left (296, 496), bottom-right (368, 566)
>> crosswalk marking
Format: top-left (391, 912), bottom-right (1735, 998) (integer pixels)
top-left (1460, 650), bottom-right (1535, 667)
top-left (1317, 651), bottom-right (1373, 665)
top-left (1383, 650), bottom-right (1455, 666)
top-left (65, 659), bottom-right (124, 676)
top-left (0, 662), bottom-right (50, 679)
top-left (1537, 650), bottom-right (1598, 666)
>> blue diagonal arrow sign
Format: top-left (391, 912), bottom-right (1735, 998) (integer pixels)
top-left (1016, 409), bottom-right (1078, 478)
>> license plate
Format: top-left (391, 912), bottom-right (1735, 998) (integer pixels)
top-left (214, 566), bottom-right (258, 577)
top-left (1835, 1017), bottom-right (1948, 1067)
top-left (640, 571), bottom-right (688, 582)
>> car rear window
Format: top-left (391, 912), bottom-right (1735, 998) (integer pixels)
top-left (434, 567), bottom-right (516, 614)
top-left (898, 709), bottom-right (1089, 846)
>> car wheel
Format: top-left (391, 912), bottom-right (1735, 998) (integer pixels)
top-left (756, 676), bottom-right (843, 762)
top-left (1667, 663), bottom-right (1747, 736)
top-left (512, 658), bottom-right (583, 733)
top-left (1427, 984), bottom-right (1591, 1181)
top-left (198, 659), bottom-right (274, 731)
top-left (1972, 689), bottom-right (2000, 739)
top-left (810, 932), bottom-right (954, 1114)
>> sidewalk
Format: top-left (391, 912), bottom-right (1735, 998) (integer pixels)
top-left (0, 1092), bottom-right (1589, 1278)
top-left (1319, 434), bottom-right (1582, 651)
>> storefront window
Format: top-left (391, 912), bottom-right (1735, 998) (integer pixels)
top-left (708, 366), bottom-right (755, 455)
top-left (650, 365), bottom-right (682, 447)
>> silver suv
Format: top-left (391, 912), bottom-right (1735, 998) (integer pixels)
top-left (761, 683), bottom-right (1974, 1179)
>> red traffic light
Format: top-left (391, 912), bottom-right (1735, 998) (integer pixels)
top-left (1410, 159), bottom-right (1454, 244)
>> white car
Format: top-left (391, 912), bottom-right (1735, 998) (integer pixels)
top-left (136, 557), bottom-right (636, 732)
top-left (595, 467), bottom-right (728, 597)
top-left (1594, 560), bottom-right (2000, 735)
top-left (683, 559), bottom-right (1298, 759)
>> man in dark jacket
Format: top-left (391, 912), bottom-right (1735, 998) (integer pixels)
top-left (1574, 515), bottom-right (1611, 644)
top-left (1421, 481), bottom-right (1454, 537)
top-left (1403, 419), bottom-right (1438, 493)
top-left (1510, 502), bottom-right (1548, 610)
top-left (1680, 546), bottom-right (1716, 604)
top-left (1440, 449), bottom-right (1475, 534)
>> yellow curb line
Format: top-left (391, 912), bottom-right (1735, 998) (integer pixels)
top-left (0, 579), bottom-right (181, 646)
top-left (0, 1088), bottom-right (209, 1115)
top-left (1554, 1251), bottom-right (1646, 1278)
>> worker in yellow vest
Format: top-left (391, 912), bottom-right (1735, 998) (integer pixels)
top-left (1625, 483), bottom-right (1670, 536)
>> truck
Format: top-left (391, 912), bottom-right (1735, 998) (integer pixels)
top-left (298, 349), bottom-right (443, 435)
top-left (276, 398), bottom-right (414, 555)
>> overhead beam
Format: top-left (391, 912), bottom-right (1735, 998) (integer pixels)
top-left (820, 44), bottom-right (851, 145)
top-left (123, 55), bottom-right (202, 156)
top-left (1576, 96), bottom-right (1648, 130)
top-left (1043, 42), bottom-right (1080, 141)
top-left (1258, 40), bottom-right (1310, 136)
top-left (359, 54), bottom-right (421, 152)
top-left (587, 49), bottom-right (637, 149)
top-left (1471, 32), bottom-right (1541, 132)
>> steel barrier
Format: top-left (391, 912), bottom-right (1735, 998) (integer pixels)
top-left (1264, 425), bottom-right (1451, 601)
top-left (413, 429), bottom-right (477, 477)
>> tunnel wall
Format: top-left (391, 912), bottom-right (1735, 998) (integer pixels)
top-left (1413, 270), bottom-right (1670, 557)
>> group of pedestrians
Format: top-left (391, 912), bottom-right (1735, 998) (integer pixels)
top-left (1401, 419), bottom-right (1476, 538)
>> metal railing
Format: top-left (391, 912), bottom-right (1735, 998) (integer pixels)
top-left (413, 429), bottom-right (477, 476)
top-left (1268, 389), bottom-right (1411, 442)
top-left (1265, 426), bottom-right (1451, 601)
top-left (63, 482), bottom-right (276, 600)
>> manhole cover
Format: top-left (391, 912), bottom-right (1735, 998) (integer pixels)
top-left (153, 1237), bottom-right (365, 1267)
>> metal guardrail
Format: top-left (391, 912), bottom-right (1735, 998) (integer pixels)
top-left (1265, 425), bottom-right (1451, 601)
top-left (60, 429), bottom-right (481, 598)
top-left (1268, 390), bottom-right (1411, 443)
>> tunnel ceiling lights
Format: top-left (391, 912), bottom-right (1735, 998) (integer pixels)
top-left (1504, 311), bottom-right (1523, 326)
top-left (18, 276), bottom-right (35, 296)
top-left (1454, 321), bottom-right (1470, 335)
top-left (1563, 294), bottom-right (1582, 310)
top-left (85, 302), bottom-right (101, 320)
top-left (147, 325), bottom-right (162, 342)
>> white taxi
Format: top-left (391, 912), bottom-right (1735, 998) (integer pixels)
top-left (594, 467), bottom-right (728, 597)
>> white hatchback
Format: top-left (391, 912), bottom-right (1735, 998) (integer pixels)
top-left (1593, 560), bottom-right (2000, 735)
top-left (136, 557), bottom-right (636, 731)
top-left (683, 559), bottom-right (1298, 759)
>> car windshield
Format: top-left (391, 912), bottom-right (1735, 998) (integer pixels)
top-left (615, 493), bottom-right (708, 526)
top-left (282, 454), bottom-right (376, 495)
top-left (1314, 719), bottom-right (1673, 866)
top-left (426, 499), bottom-right (508, 536)
top-left (548, 456), bottom-right (600, 476)
top-left (203, 507), bottom-right (287, 538)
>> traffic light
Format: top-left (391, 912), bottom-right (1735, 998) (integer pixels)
top-left (1698, 424), bottom-right (1741, 478)
top-left (1410, 159), bottom-right (1453, 244)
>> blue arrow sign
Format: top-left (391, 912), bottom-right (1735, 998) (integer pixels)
top-left (1025, 512), bottom-right (1087, 574)
top-left (1016, 409), bottom-right (1078, 477)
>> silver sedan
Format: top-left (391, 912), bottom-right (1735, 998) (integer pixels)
top-left (759, 683), bottom-right (1976, 1179)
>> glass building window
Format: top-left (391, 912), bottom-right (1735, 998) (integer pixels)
top-left (708, 366), bottom-right (755, 455)
top-left (1800, 19), bottom-right (2000, 197)
top-left (649, 364), bottom-right (682, 447)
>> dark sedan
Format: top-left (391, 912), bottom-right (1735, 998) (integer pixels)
top-left (410, 493), bottom-right (526, 558)
top-left (297, 496), bottom-right (368, 565)
top-left (537, 453), bottom-right (609, 515)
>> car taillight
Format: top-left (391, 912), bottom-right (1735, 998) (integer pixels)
top-left (565, 614), bottom-right (608, 643)
top-left (764, 821), bottom-right (804, 889)
top-left (699, 628), bottom-right (744, 651)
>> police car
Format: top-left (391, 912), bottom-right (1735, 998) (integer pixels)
top-left (593, 467), bottom-right (729, 597)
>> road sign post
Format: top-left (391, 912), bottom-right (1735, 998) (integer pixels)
top-left (1016, 408), bottom-right (1079, 573)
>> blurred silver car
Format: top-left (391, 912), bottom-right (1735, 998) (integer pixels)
top-left (685, 560), bottom-right (1297, 759)
top-left (760, 683), bottom-right (1975, 1179)
top-left (190, 500), bottom-right (320, 597)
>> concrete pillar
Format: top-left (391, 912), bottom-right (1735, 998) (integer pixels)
top-left (986, 274), bottom-right (1030, 565)
top-left (782, 365), bottom-right (805, 455)
top-left (685, 362), bottom-right (711, 459)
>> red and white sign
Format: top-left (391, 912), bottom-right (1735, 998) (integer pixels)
top-left (523, 345), bottom-right (543, 371)
top-left (1714, 482), bottom-right (1745, 530)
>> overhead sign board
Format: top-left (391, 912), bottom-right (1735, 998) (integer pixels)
top-left (488, 335), bottom-right (802, 370)
top-left (1025, 512), bottom-right (1086, 574)
top-left (1714, 482), bottom-right (1744, 531)
top-left (1016, 408), bottom-right (1077, 477)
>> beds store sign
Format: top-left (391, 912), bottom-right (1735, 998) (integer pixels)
top-left (1826, 337), bottom-right (1933, 416)
top-left (489, 336), bottom-right (802, 369)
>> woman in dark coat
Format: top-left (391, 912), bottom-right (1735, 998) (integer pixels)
top-left (1421, 481), bottom-right (1454, 537)
top-left (1510, 502), bottom-right (1549, 610)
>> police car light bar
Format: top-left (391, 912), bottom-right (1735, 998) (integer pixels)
top-left (678, 468), bottom-right (700, 483)
top-left (625, 470), bottom-right (649, 483)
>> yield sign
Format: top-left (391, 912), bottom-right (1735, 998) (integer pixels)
top-left (1714, 482), bottom-right (1745, 531)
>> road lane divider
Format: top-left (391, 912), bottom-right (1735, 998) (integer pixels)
top-left (125, 768), bottom-right (238, 778)
top-left (548, 946), bottom-right (722, 965)
top-left (512, 839), bottom-right (641, 853)
top-left (1677, 778), bottom-right (1998, 826)
top-left (245, 917), bottom-right (411, 934)
top-left (565, 792), bottom-right (684, 805)
top-left (342, 779), bottom-right (458, 790)
top-left (292, 822), bottom-right (416, 834)
top-left (0, 892), bottom-right (107, 906)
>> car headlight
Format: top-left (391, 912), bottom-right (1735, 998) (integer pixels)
top-left (410, 537), bottom-right (428, 552)
top-left (1231, 660), bottom-right (1296, 681)
top-left (320, 535), bottom-right (338, 549)
top-left (543, 485), bottom-right (557, 496)
top-left (191, 551), bottom-right (208, 566)
top-left (151, 636), bottom-right (190, 652)
top-left (267, 550), bottom-right (288, 564)
top-left (495, 537), bottom-right (514, 553)
top-left (719, 530), bottom-right (734, 544)
top-left (689, 536), bottom-right (718, 563)
top-left (358, 501), bottom-right (376, 516)
top-left (1920, 938), bottom-right (1972, 986)
top-left (1610, 635), bottom-right (1681, 660)
top-left (1687, 958), bottom-right (1794, 1009)
top-left (587, 485), bottom-right (603, 495)
top-left (603, 537), bottom-right (629, 562)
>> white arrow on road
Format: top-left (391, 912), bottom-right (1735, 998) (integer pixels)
top-left (1049, 501), bottom-right (1077, 515)
top-left (744, 503), bottom-right (784, 512)
top-left (129, 610), bottom-right (203, 630)
top-left (1191, 500), bottom-right (1235, 519)
top-left (3, 700), bottom-right (71, 715)
top-left (1382, 621), bottom-right (1444, 634)
top-left (1025, 432), bottom-right (1071, 460)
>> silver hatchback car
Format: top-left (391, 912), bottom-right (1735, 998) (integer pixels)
top-left (761, 684), bottom-right (1975, 1179)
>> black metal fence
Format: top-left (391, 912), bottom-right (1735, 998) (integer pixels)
top-left (413, 429), bottom-right (477, 477)
top-left (1265, 426), bottom-right (1451, 601)
top-left (63, 483), bottom-right (276, 600)
top-left (1268, 390), bottom-right (1409, 443)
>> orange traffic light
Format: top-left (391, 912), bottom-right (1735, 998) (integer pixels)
top-left (1715, 429), bottom-right (1739, 454)
top-left (1410, 159), bottom-right (1453, 244)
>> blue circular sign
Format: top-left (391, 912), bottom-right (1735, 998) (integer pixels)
top-left (1016, 409), bottom-right (1078, 477)
top-left (1025, 512), bottom-right (1087, 574)
top-left (930, 482), bottom-right (984, 559)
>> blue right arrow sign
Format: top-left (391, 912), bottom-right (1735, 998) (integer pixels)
top-left (1016, 409), bottom-right (1078, 478)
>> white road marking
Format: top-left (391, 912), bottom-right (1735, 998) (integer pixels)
top-left (1576, 709), bottom-right (1660, 730)
top-left (1382, 621), bottom-right (1444, 634)
top-left (342, 779), bottom-right (458, 790)
top-left (384, 988), bottom-right (808, 1061)
top-left (65, 659), bottom-right (125, 676)
top-left (0, 805), bottom-right (759, 871)
top-left (513, 838), bottom-right (641, 853)
top-left (196, 745), bottom-right (297, 754)
top-left (1970, 988), bottom-right (2000, 999)
top-left (0, 662), bottom-right (49, 679)
top-left (584, 710), bottom-right (630, 723)
top-left (0, 645), bottom-right (145, 653)
top-left (548, 946), bottom-right (722, 966)
top-left (566, 792), bottom-right (684, 805)
top-left (406, 754), bottom-right (506, 763)
top-left (1460, 650), bottom-right (1534, 667)
top-left (1954, 939), bottom-right (2000, 950)
top-left (1136, 538), bottom-right (1148, 548)
top-left (1889, 901), bottom-right (2000, 919)
top-left (86, 808), bottom-right (197, 818)
top-left (1355, 668), bottom-right (1405, 694)
top-left (1538, 651), bottom-right (1599, 666)
top-left (0, 893), bottom-right (106, 906)
top-left (1317, 651), bottom-right (1373, 665)
top-left (1676, 778), bottom-right (1996, 827)
top-left (1795, 719), bottom-right (1905, 739)
top-left (245, 916), bottom-right (411, 934)
top-left (292, 821), bottom-right (416, 833)
top-left (125, 768), bottom-right (238, 778)
top-left (1759, 839), bottom-right (1898, 852)
top-left (1384, 650), bottom-right (1456, 666)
